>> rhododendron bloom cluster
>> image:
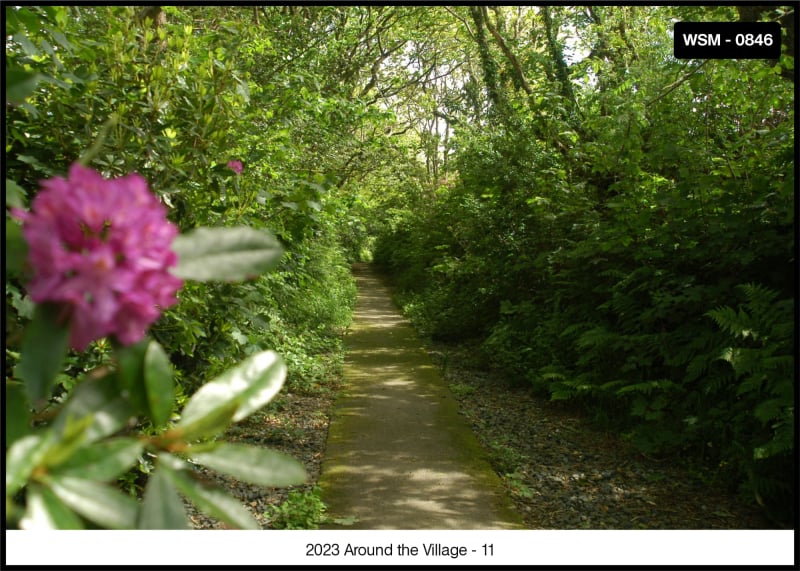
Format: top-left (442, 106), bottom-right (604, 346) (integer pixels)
top-left (13, 163), bottom-right (183, 350)
top-left (226, 160), bottom-right (243, 175)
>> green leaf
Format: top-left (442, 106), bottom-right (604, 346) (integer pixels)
top-left (55, 438), bottom-right (144, 481)
top-left (5, 179), bottom-right (28, 209)
top-left (49, 29), bottom-right (72, 53)
top-left (170, 399), bottom-right (238, 442)
top-left (115, 339), bottom-right (149, 415)
top-left (11, 33), bottom-right (40, 56)
top-left (6, 66), bottom-right (43, 104)
top-left (177, 350), bottom-right (286, 435)
top-left (42, 415), bottom-right (93, 468)
top-left (171, 226), bottom-right (284, 282)
top-left (46, 475), bottom-right (138, 529)
top-left (139, 466), bottom-right (190, 530)
top-left (144, 340), bottom-right (175, 426)
top-left (754, 399), bottom-right (784, 425)
top-left (15, 303), bottom-right (70, 407)
top-left (5, 381), bottom-right (31, 447)
top-left (6, 434), bottom-right (51, 496)
top-left (188, 443), bottom-right (307, 487)
top-left (160, 455), bottom-right (258, 530)
top-left (51, 372), bottom-right (136, 444)
top-left (20, 484), bottom-right (85, 530)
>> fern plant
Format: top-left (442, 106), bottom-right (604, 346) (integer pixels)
top-left (706, 283), bottom-right (794, 518)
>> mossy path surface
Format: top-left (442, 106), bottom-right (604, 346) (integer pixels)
top-left (318, 264), bottom-right (524, 529)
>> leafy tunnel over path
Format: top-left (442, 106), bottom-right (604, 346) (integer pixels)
top-left (5, 5), bottom-right (792, 535)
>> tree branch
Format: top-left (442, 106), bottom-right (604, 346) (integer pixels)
top-left (444, 7), bottom-right (475, 41)
top-left (646, 59), bottom-right (709, 107)
top-left (480, 6), bottom-right (533, 95)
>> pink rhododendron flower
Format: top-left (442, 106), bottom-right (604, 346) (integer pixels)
top-left (226, 160), bottom-right (243, 175)
top-left (12, 163), bottom-right (183, 350)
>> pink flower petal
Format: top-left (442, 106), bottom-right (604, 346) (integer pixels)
top-left (14, 163), bottom-right (184, 349)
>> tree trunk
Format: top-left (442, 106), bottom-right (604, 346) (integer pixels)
top-left (737, 5), bottom-right (794, 81)
top-left (542, 6), bottom-right (577, 119)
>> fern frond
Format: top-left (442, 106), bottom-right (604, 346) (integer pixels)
top-left (706, 306), bottom-right (756, 340)
top-left (616, 379), bottom-right (677, 396)
top-left (753, 398), bottom-right (787, 425)
top-left (576, 326), bottom-right (616, 350)
top-left (738, 282), bottom-right (779, 308)
top-left (753, 422), bottom-right (795, 460)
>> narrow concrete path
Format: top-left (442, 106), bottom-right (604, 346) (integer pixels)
top-left (318, 264), bottom-right (524, 529)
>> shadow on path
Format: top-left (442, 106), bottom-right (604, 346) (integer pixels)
top-left (318, 264), bottom-right (524, 529)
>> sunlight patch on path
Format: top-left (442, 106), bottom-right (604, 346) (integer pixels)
top-left (318, 264), bottom-right (524, 530)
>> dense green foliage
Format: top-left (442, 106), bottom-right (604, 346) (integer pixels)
top-left (371, 6), bottom-right (794, 524)
top-left (5, 6), bottom-right (361, 529)
top-left (5, 5), bottom-right (795, 529)
top-left (5, 7), bottom-right (359, 402)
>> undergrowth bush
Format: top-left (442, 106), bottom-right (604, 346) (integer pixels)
top-left (373, 47), bottom-right (794, 525)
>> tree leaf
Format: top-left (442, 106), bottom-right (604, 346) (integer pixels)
top-left (20, 484), bottom-right (85, 530)
top-left (160, 454), bottom-right (258, 530)
top-left (188, 443), bottom-right (307, 487)
top-left (177, 350), bottom-right (286, 435)
top-left (139, 466), bottom-right (190, 530)
top-left (6, 65), bottom-right (43, 104)
top-left (15, 303), bottom-right (70, 407)
top-left (144, 340), bottom-right (175, 426)
top-left (171, 226), bottom-right (284, 282)
top-left (45, 475), bottom-right (138, 529)
top-left (55, 438), bottom-right (144, 481)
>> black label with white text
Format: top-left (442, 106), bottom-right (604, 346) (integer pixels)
top-left (674, 22), bottom-right (781, 59)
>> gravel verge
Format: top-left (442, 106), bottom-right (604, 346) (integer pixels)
top-left (427, 340), bottom-right (774, 530)
top-left (183, 341), bottom-right (773, 530)
top-left (184, 381), bottom-right (341, 529)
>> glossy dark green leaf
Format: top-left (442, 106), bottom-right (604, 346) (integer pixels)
top-left (41, 415), bottom-right (93, 467)
top-left (55, 438), bottom-right (144, 481)
top-left (171, 399), bottom-right (238, 442)
top-left (160, 454), bottom-right (258, 530)
top-left (171, 226), bottom-right (283, 282)
top-left (6, 434), bottom-right (51, 496)
top-left (139, 466), bottom-right (189, 530)
top-left (115, 339), bottom-right (149, 415)
top-left (51, 372), bottom-right (136, 444)
top-left (189, 443), bottom-right (306, 487)
top-left (5, 381), bottom-right (31, 447)
top-left (144, 340), bottom-right (175, 426)
top-left (15, 303), bottom-right (70, 407)
top-left (176, 351), bottom-right (286, 436)
top-left (20, 484), bottom-right (84, 530)
top-left (45, 475), bottom-right (139, 529)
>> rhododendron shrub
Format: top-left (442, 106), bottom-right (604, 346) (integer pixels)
top-left (6, 164), bottom-right (306, 530)
top-left (12, 164), bottom-right (183, 350)
top-left (226, 159), bottom-right (244, 175)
